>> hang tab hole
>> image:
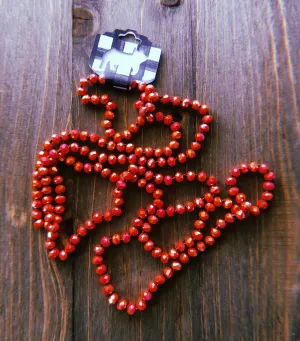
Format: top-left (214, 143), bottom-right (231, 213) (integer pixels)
top-left (118, 32), bottom-right (142, 45)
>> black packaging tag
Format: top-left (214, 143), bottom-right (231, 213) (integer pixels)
top-left (89, 29), bottom-right (161, 90)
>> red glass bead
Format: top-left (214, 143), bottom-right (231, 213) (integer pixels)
top-left (65, 243), bottom-right (75, 253)
top-left (199, 105), bottom-right (208, 114)
top-left (263, 182), bottom-right (275, 191)
top-left (194, 220), bottom-right (205, 229)
top-left (175, 241), bottom-right (185, 252)
top-left (204, 236), bottom-right (215, 246)
top-left (181, 98), bottom-right (191, 108)
top-left (192, 100), bottom-right (201, 110)
top-left (101, 236), bottom-right (111, 248)
top-left (85, 220), bottom-right (95, 230)
top-left (199, 211), bottom-right (209, 221)
top-left (226, 177), bottom-right (237, 186)
top-left (264, 172), bottom-right (275, 181)
top-left (45, 240), bottom-right (55, 249)
top-left (70, 234), bottom-right (80, 245)
top-left (261, 192), bottom-right (273, 201)
top-left (228, 187), bottom-right (240, 196)
top-left (194, 198), bottom-right (204, 208)
top-left (127, 303), bottom-right (136, 315)
top-left (112, 234), bottom-right (121, 245)
top-left (91, 95), bottom-right (99, 105)
top-left (148, 280), bottom-right (158, 292)
top-left (177, 153), bottom-right (187, 163)
top-left (169, 248), bottom-right (179, 259)
top-left (108, 293), bottom-right (118, 305)
top-left (103, 210), bottom-right (113, 221)
top-left (179, 253), bottom-right (189, 264)
top-left (187, 248), bottom-right (198, 257)
top-left (96, 264), bottom-right (107, 275)
top-left (144, 240), bottom-right (154, 251)
top-left (164, 267), bottom-right (173, 278)
top-left (48, 248), bottom-right (59, 259)
top-left (117, 299), bottom-right (127, 311)
top-left (59, 250), bottom-right (68, 261)
top-left (235, 193), bottom-right (246, 204)
top-left (160, 252), bottom-right (169, 264)
top-left (196, 241), bottom-right (206, 252)
top-left (142, 290), bottom-right (152, 301)
top-left (171, 261), bottom-right (182, 271)
top-left (100, 274), bottom-right (110, 284)
top-left (161, 94), bottom-right (170, 104)
top-left (202, 115), bottom-right (213, 124)
top-left (186, 201), bottom-right (195, 212)
top-left (211, 228), bottom-right (221, 238)
top-left (122, 232), bottom-right (131, 243)
top-left (148, 215), bottom-right (158, 225)
top-left (92, 256), bottom-right (103, 265)
top-left (152, 247), bottom-right (162, 258)
top-left (100, 94), bottom-right (109, 105)
top-left (235, 209), bottom-right (245, 220)
top-left (164, 175), bottom-right (173, 186)
top-left (103, 284), bottom-right (114, 295)
top-left (176, 204), bottom-right (185, 215)
top-left (249, 162), bottom-right (258, 172)
top-left (155, 274), bottom-right (166, 285)
top-left (77, 226), bottom-right (87, 237)
top-left (225, 213), bottom-right (235, 223)
top-left (250, 206), bottom-right (260, 216)
top-left (185, 236), bottom-right (194, 248)
top-left (129, 226), bottom-right (139, 236)
top-left (192, 230), bottom-right (203, 240)
top-left (240, 164), bottom-right (249, 174)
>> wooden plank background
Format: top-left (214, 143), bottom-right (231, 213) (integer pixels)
top-left (0, 0), bottom-right (299, 340)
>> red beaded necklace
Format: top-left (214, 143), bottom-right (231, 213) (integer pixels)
top-left (31, 75), bottom-right (275, 315)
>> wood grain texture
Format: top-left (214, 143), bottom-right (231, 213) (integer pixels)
top-left (0, 1), bottom-right (73, 341)
top-left (1, 0), bottom-right (299, 340)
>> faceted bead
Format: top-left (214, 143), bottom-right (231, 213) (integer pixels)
top-left (204, 236), bottom-right (215, 246)
top-left (160, 252), bottom-right (169, 264)
top-left (96, 264), bottom-right (107, 275)
top-left (210, 228), bottom-right (221, 238)
top-left (152, 247), bottom-right (162, 258)
top-left (112, 234), bottom-right (121, 245)
top-left (127, 303), bottom-right (136, 315)
top-left (169, 248), bottom-right (179, 259)
top-left (187, 248), bottom-right (198, 257)
top-left (148, 281), bottom-right (158, 292)
top-left (103, 284), bottom-right (114, 295)
top-left (59, 250), bottom-right (68, 261)
top-left (196, 241), bottom-right (206, 252)
top-left (261, 192), bottom-right (273, 201)
top-left (100, 274), bottom-right (110, 284)
top-left (101, 236), bottom-right (111, 248)
top-left (264, 172), bottom-right (275, 181)
top-left (257, 199), bottom-right (268, 209)
top-left (108, 293), bottom-right (118, 305)
top-left (171, 261), bottom-right (182, 271)
top-left (122, 233), bottom-right (131, 243)
top-left (48, 248), bottom-right (59, 259)
top-left (164, 267), bottom-right (173, 278)
top-left (155, 274), bottom-right (166, 285)
top-left (117, 299), bottom-right (127, 311)
top-left (179, 253), bottom-right (189, 264)
top-left (142, 290), bottom-right (152, 301)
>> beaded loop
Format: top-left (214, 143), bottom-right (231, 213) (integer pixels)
top-left (32, 75), bottom-right (275, 314)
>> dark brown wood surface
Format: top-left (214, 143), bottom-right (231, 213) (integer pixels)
top-left (1, 0), bottom-right (299, 340)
